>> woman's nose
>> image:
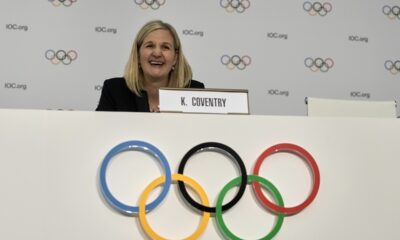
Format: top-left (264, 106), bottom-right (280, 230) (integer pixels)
top-left (152, 46), bottom-right (162, 56)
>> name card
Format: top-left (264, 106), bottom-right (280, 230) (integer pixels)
top-left (159, 88), bottom-right (249, 114)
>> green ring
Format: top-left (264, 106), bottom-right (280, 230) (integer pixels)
top-left (215, 175), bottom-right (285, 240)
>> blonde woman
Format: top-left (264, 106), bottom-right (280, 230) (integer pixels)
top-left (96, 20), bottom-right (204, 112)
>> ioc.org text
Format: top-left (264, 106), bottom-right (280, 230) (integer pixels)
top-left (348, 35), bottom-right (368, 43)
top-left (4, 82), bottom-right (27, 90)
top-left (350, 91), bottom-right (370, 99)
top-left (95, 26), bottom-right (117, 34)
top-left (5, 24), bottom-right (28, 31)
top-left (268, 89), bottom-right (289, 97)
top-left (182, 29), bottom-right (204, 37)
top-left (267, 32), bottom-right (288, 40)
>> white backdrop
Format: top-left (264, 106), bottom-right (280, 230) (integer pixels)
top-left (1, 0), bottom-right (399, 116)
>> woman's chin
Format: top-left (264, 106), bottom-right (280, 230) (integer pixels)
top-left (146, 74), bottom-right (169, 82)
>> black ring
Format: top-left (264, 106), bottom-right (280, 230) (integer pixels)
top-left (313, 2), bottom-right (323, 12)
top-left (177, 142), bottom-right (247, 213)
top-left (393, 6), bottom-right (400, 16)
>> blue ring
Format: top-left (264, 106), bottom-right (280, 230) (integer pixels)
top-left (99, 140), bottom-right (171, 215)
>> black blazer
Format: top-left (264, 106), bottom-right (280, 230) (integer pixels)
top-left (95, 77), bottom-right (205, 112)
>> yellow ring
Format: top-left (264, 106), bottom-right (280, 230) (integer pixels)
top-left (227, 63), bottom-right (236, 70)
top-left (52, 1), bottom-right (61, 7)
top-left (309, 10), bottom-right (318, 16)
top-left (51, 57), bottom-right (60, 65)
top-left (138, 173), bottom-right (210, 240)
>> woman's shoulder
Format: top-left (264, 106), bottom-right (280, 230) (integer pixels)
top-left (102, 77), bottom-right (133, 95)
top-left (103, 77), bottom-right (126, 87)
top-left (188, 79), bottom-right (205, 88)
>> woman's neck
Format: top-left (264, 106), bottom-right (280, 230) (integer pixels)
top-left (144, 78), bottom-right (169, 112)
top-left (144, 77), bottom-right (168, 92)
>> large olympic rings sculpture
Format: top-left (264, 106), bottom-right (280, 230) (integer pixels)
top-left (99, 140), bottom-right (320, 239)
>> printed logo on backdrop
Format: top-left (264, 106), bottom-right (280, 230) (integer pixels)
top-left (348, 35), bottom-right (368, 43)
top-left (382, 5), bottom-right (400, 20)
top-left (304, 57), bottom-right (334, 72)
top-left (350, 91), bottom-right (370, 99)
top-left (4, 82), bottom-right (27, 91)
top-left (303, 1), bottom-right (332, 16)
top-left (48, 0), bottom-right (77, 7)
top-left (95, 26), bottom-right (117, 34)
top-left (5, 24), bottom-right (28, 32)
top-left (134, 0), bottom-right (166, 10)
top-left (384, 60), bottom-right (400, 74)
top-left (221, 55), bottom-right (251, 70)
top-left (268, 89), bottom-right (289, 97)
top-left (220, 0), bottom-right (250, 13)
top-left (182, 29), bottom-right (204, 37)
top-left (94, 85), bottom-right (103, 91)
top-left (45, 49), bottom-right (78, 65)
top-left (267, 32), bottom-right (288, 40)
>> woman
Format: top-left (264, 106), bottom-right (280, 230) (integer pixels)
top-left (96, 20), bottom-right (205, 112)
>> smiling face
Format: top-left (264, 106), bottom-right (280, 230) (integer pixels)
top-left (139, 29), bottom-right (178, 83)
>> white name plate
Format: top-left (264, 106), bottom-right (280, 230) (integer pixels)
top-left (159, 88), bottom-right (249, 114)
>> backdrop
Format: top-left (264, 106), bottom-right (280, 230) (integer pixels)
top-left (1, 0), bottom-right (399, 115)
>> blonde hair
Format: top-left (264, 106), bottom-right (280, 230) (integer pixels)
top-left (123, 20), bottom-right (193, 95)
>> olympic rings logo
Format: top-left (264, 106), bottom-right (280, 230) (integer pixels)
top-left (303, 1), bottom-right (332, 16)
top-left (384, 60), bottom-right (400, 74)
top-left (383, 5), bottom-right (400, 20)
top-left (134, 0), bottom-right (166, 10)
top-left (45, 49), bottom-right (78, 65)
top-left (220, 0), bottom-right (251, 13)
top-left (304, 57), bottom-right (334, 72)
top-left (221, 54), bottom-right (251, 70)
top-left (99, 140), bottom-right (320, 239)
top-left (48, 0), bottom-right (77, 7)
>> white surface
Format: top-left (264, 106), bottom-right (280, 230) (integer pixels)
top-left (307, 97), bottom-right (397, 118)
top-left (0, 109), bottom-right (399, 239)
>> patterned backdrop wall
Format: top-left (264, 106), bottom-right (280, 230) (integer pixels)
top-left (1, 0), bottom-right (399, 116)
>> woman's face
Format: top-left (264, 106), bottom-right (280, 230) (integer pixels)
top-left (139, 29), bottom-right (177, 82)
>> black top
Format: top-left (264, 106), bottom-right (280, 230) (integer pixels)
top-left (95, 77), bottom-right (205, 112)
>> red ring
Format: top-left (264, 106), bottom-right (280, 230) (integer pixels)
top-left (252, 143), bottom-right (320, 215)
